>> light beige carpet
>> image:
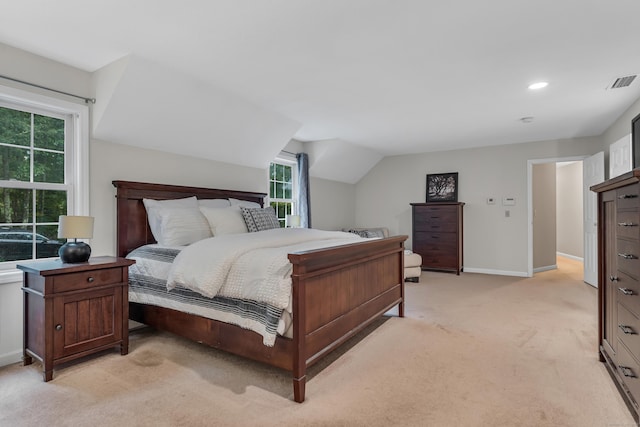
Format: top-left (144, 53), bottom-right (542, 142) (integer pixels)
top-left (0, 257), bottom-right (635, 426)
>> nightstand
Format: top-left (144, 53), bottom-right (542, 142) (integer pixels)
top-left (17, 256), bottom-right (135, 381)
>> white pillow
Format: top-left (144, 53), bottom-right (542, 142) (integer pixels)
top-left (199, 206), bottom-right (248, 235)
top-left (229, 198), bottom-right (261, 209)
top-left (198, 198), bottom-right (231, 208)
top-left (143, 196), bottom-right (199, 243)
top-left (152, 207), bottom-right (212, 246)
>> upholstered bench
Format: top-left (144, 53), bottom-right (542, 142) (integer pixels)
top-left (404, 250), bottom-right (422, 282)
top-left (343, 227), bottom-right (422, 282)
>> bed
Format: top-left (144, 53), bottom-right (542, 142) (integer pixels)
top-left (113, 180), bottom-right (407, 402)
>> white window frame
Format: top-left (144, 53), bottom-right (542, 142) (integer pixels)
top-left (269, 154), bottom-right (298, 227)
top-left (0, 84), bottom-right (89, 283)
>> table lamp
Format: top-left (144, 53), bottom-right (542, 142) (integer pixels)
top-left (58, 215), bottom-right (94, 263)
top-left (287, 214), bottom-right (301, 228)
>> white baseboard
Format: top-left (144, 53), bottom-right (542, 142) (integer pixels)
top-left (463, 267), bottom-right (529, 277)
top-left (533, 264), bottom-right (557, 273)
top-left (0, 350), bottom-right (22, 368)
top-left (557, 252), bottom-right (584, 262)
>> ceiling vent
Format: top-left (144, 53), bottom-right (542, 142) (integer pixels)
top-left (609, 75), bottom-right (637, 89)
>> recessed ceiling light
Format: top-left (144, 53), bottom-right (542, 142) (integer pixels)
top-left (528, 82), bottom-right (548, 90)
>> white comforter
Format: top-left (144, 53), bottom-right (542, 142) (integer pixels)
top-left (166, 228), bottom-right (362, 310)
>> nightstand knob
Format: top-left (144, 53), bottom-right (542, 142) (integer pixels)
top-left (87, 277), bottom-right (94, 283)
top-left (55, 324), bottom-right (62, 331)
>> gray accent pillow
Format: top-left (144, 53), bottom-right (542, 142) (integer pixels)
top-left (345, 228), bottom-right (386, 238)
top-left (240, 206), bottom-right (281, 232)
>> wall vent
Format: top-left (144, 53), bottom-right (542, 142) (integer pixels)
top-left (609, 75), bottom-right (637, 89)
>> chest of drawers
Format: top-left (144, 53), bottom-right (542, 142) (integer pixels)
top-left (592, 171), bottom-right (640, 421)
top-left (410, 202), bottom-right (464, 274)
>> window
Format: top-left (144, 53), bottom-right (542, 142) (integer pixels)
top-left (269, 160), bottom-right (296, 228)
top-left (0, 84), bottom-right (88, 271)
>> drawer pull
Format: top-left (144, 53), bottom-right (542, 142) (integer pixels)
top-left (619, 194), bottom-right (639, 199)
top-left (618, 222), bottom-right (637, 227)
top-left (55, 324), bottom-right (62, 331)
top-left (610, 276), bottom-right (619, 283)
top-left (619, 365), bottom-right (637, 378)
top-left (87, 276), bottom-right (94, 283)
top-left (619, 287), bottom-right (634, 295)
top-left (430, 216), bottom-right (440, 219)
top-left (618, 253), bottom-right (637, 260)
top-left (619, 324), bottom-right (636, 335)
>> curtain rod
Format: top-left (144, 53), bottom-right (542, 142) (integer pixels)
top-left (0, 74), bottom-right (96, 104)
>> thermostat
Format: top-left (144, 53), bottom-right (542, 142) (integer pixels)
top-left (502, 197), bottom-right (516, 206)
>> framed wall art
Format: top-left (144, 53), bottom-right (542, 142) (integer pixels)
top-left (426, 172), bottom-right (458, 202)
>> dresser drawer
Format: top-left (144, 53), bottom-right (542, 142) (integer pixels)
top-left (615, 337), bottom-right (640, 408)
top-left (414, 205), bottom-right (458, 216)
top-left (52, 267), bottom-right (124, 293)
top-left (618, 239), bottom-right (640, 279)
top-left (414, 219), bottom-right (458, 233)
top-left (618, 185), bottom-right (640, 210)
top-left (617, 210), bottom-right (640, 240)
top-left (618, 303), bottom-right (640, 357)
top-left (617, 271), bottom-right (640, 317)
top-left (421, 254), bottom-right (458, 270)
top-left (414, 239), bottom-right (456, 255)
top-left (414, 231), bottom-right (457, 245)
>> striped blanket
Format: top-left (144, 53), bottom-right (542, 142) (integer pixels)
top-left (127, 245), bottom-right (288, 346)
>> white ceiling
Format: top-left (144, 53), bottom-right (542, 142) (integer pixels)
top-left (2, 0), bottom-right (640, 159)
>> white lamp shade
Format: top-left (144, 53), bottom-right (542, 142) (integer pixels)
top-left (287, 214), bottom-right (301, 227)
top-left (58, 216), bottom-right (94, 239)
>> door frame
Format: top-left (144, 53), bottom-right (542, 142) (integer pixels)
top-left (527, 155), bottom-right (589, 277)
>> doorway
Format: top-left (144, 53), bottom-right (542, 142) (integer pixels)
top-left (527, 155), bottom-right (590, 280)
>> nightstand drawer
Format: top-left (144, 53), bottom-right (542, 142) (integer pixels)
top-left (53, 267), bottom-right (124, 293)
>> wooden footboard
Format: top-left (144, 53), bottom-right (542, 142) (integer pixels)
top-left (114, 180), bottom-right (406, 402)
top-left (289, 236), bottom-right (406, 402)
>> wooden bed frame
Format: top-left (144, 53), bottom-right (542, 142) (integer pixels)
top-left (113, 180), bottom-right (406, 402)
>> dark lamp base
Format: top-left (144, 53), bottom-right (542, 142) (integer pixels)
top-left (59, 242), bottom-right (91, 263)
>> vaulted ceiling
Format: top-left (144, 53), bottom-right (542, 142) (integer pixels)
top-left (2, 1), bottom-right (640, 183)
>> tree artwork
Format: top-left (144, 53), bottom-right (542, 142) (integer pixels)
top-left (426, 173), bottom-right (458, 202)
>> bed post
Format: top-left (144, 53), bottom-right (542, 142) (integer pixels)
top-left (291, 265), bottom-right (306, 403)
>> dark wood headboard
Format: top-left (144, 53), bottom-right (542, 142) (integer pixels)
top-left (112, 180), bottom-right (266, 257)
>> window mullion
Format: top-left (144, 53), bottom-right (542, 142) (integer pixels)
top-left (30, 113), bottom-right (34, 183)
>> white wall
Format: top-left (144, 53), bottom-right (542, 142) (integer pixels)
top-left (309, 177), bottom-right (356, 231)
top-left (603, 96), bottom-right (640, 147)
top-left (556, 162), bottom-right (583, 259)
top-left (90, 140), bottom-right (268, 257)
top-left (355, 136), bottom-right (603, 276)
